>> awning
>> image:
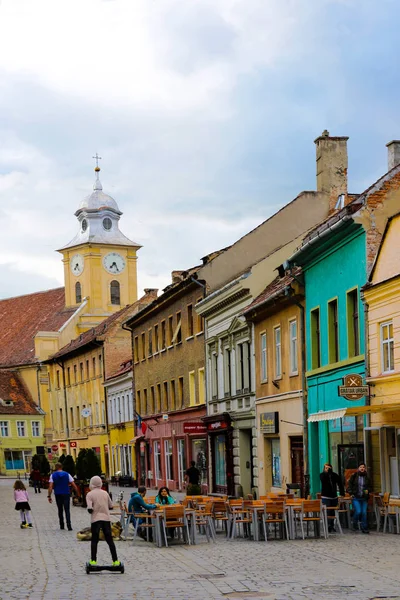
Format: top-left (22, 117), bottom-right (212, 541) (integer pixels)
top-left (308, 409), bottom-right (346, 422)
top-left (129, 435), bottom-right (144, 444)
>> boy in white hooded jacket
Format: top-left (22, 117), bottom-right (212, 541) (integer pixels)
top-left (86, 475), bottom-right (120, 566)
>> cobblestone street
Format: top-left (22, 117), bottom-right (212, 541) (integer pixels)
top-left (2, 479), bottom-right (400, 600)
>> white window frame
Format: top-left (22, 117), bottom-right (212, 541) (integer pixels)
top-left (31, 421), bottom-right (40, 437)
top-left (164, 439), bottom-right (173, 481)
top-left (381, 321), bottom-right (394, 373)
top-left (274, 326), bottom-right (282, 379)
top-left (289, 319), bottom-right (298, 375)
top-left (223, 347), bottom-right (232, 395)
top-left (17, 421), bottom-right (26, 437)
top-left (211, 351), bottom-right (218, 398)
top-left (154, 441), bottom-right (161, 480)
top-left (260, 332), bottom-right (267, 382)
top-left (0, 421), bottom-right (9, 436)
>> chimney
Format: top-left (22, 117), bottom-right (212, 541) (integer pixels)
top-left (143, 288), bottom-right (158, 299)
top-left (171, 270), bottom-right (184, 284)
top-left (314, 130), bottom-right (349, 212)
top-left (386, 140), bottom-right (400, 171)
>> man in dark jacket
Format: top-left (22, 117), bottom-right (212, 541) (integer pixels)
top-left (347, 463), bottom-right (371, 533)
top-left (320, 464), bottom-right (345, 532)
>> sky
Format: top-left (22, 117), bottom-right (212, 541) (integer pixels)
top-left (0, 0), bottom-right (399, 299)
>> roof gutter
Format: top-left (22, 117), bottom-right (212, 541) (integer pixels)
top-left (289, 214), bottom-right (352, 264)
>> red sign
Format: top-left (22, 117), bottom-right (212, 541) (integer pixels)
top-left (70, 441), bottom-right (77, 448)
top-left (207, 421), bottom-right (228, 431)
top-left (51, 445), bottom-right (58, 452)
top-left (183, 422), bottom-right (207, 434)
top-left (59, 443), bottom-right (66, 448)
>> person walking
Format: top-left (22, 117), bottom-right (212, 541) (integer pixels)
top-left (30, 467), bottom-right (41, 494)
top-left (86, 476), bottom-right (120, 567)
top-left (14, 480), bottom-right (33, 528)
top-left (347, 462), bottom-right (371, 533)
top-left (185, 460), bottom-right (201, 495)
top-left (320, 463), bottom-right (345, 532)
top-left (47, 462), bottom-right (80, 530)
top-left (128, 486), bottom-right (158, 540)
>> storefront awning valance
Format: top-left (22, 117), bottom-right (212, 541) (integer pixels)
top-left (346, 403), bottom-right (400, 416)
top-left (308, 409), bottom-right (346, 422)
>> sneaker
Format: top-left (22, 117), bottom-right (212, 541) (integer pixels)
top-left (89, 560), bottom-right (97, 566)
top-left (112, 561), bottom-right (121, 567)
top-left (20, 523), bottom-right (27, 529)
top-left (67, 526), bottom-right (73, 531)
top-left (28, 524), bottom-right (33, 528)
top-left (361, 529), bottom-right (370, 534)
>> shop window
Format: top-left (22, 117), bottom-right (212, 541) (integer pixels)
top-left (4, 450), bottom-right (23, 470)
top-left (328, 299), bottom-right (339, 363)
top-left (164, 439), bottom-right (173, 480)
top-left (274, 327), bottom-right (282, 379)
top-left (347, 289), bottom-right (360, 357)
top-left (192, 438), bottom-right (207, 482)
top-left (214, 434), bottom-right (227, 487)
top-left (177, 439), bottom-right (186, 488)
top-left (310, 308), bottom-right (321, 369)
top-left (271, 438), bottom-right (281, 487)
top-left (110, 280), bottom-right (120, 305)
top-left (381, 322), bottom-right (394, 373)
top-left (260, 332), bottom-right (267, 382)
top-left (154, 441), bottom-right (161, 480)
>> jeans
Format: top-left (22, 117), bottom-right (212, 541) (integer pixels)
top-left (33, 481), bottom-right (41, 493)
top-left (91, 521), bottom-right (118, 562)
top-left (55, 494), bottom-right (72, 529)
top-left (322, 498), bottom-right (338, 530)
top-left (352, 497), bottom-right (368, 530)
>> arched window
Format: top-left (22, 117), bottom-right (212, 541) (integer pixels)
top-left (75, 282), bottom-right (82, 303)
top-left (110, 280), bottom-right (120, 305)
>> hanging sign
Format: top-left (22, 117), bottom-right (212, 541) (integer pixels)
top-left (70, 441), bottom-right (77, 448)
top-left (338, 373), bottom-right (369, 401)
top-left (260, 412), bottom-right (279, 434)
top-left (183, 422), bottom-right (207, 434)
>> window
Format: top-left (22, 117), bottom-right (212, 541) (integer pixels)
top-left (86, 359), bottom-right (90, 379)
top-left (170, 380), bottom-right (176, 411)
top-left (143, 389), bottom-right (148, 415)
top-left (56, 370), bottom-right (60, 389)
top-left (0, 421), bottom-right (9, 436)
top-left (211, 351), bottom-right (218, 398)
top-left (31, 421), bottom-right (40, 437)
top-left (198, 368), bottom-right (205, 404)
top-left (110, 280), bottom-right (120, 305)
top-left (187, 304), bottom-right (194, 337)
top-left (164, 439), bottom-right (173, 480)
top-left (92, 357), bottom-right (96, 377)
top-left (156, 383), bottom-right (162, 413)
top-left (328, 299), bottom-right (339, 363)
top-left (172, 312), bottom-right (182, 344)
top-left (196, 298), bottom-right (204, 333)
top-left (74, 364), bottom-right (77, 383)
top-left (134, 336), bottom-right (139, 363)
top-left (347, 289), bottom-right (360, 357)
top-left (150, 386), bottom-right (155, 414)
top-left (274, 327), bottom-right (282, 379)
top-left (163, 381), bottom-right (169, 412)
top-left (154, 324), bottom-right (159, 352)
top-left (168, 316), bottom-right (174, 346)
top-left (289, 320), bottom-right (298, 374)
top-left (310, 308), bottom-right (321, 369)
top-left (381, 322), bottom-right (394, 373)
top-left (136, 391), bottom-right (141, 418)
top-left (99, 354), bottom-right (103, 375)
top-left (141, 332), bottom-right (146, 360)
top-left (76, 406), bottom-right (80, 429)
top-left (148, 328), bottom-right (153, 356)
top-left (178, 377), bottom-right (184, 409)
top-left (75, 282), bottom-right (82, 303)
top-left (67, 367), bottom-right (71, 386)
top-left (189, 371), bottom-right (196, 406)
top-left (154, 441), bottom-right (161, 480)
top-left (161, 320), bottom-right (166, 350)
top-left (17, 421), bottom-right (26, 437)
top-left (80, 362), bottom-right (84, 382)
top-left (260, 333), bottom-right (267, 382)
top-left (237, 341), bottom-right (251, 391)
top-left (223, 348), bottom-right (232, 395)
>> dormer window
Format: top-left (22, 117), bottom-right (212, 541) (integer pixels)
top-left (103, 217), bottom-right (112, 231)
top-left (81, 219), bottom-right (88, 232)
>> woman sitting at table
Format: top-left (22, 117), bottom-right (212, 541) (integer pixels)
top-left (155, 486), bottom-right (176, 539)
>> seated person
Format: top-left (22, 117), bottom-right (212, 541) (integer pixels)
top-left (155, 486), bottom-right (176, 539)
top-left (128, 486), bottom-right (158, 540)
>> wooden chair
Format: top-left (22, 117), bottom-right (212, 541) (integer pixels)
top-left (375, 493), bottom-right (390, 532)
top-left (227, 499), bottom-right (252, 540)
top-left (300, 500), bottom-right (327, 539)
top-left (161, 505), bottom-right (191, 547)
top-left (262, 502), bottom-right (289, 541)
top-left (324, 501), bottom-right (343, 535)
top-left (244, 500), bottom-right (268, 540)
top-left (383, 498), bottom-right (400, 534)
top-left (132, 510), bottom-right (156, 544)
top-left (212, 501), bottom-right (230, 537)
top-left (195, 500), bottom-right (216, 542)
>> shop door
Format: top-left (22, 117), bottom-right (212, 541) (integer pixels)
top-left (290, 437), bottom-right (304, 487)
top-left (338, 444), bottom-right (364, 490)
top-left (177, 439), bottom-right (186, 489)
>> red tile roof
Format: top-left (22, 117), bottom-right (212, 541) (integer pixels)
top-left (0, 288), bottom-right (76, 368)
top-left (244, 267), bottom-right (302, 315)
top-left (0, 370), bottom-right (42, 415)
top-left (105, 358), bottom-right (133, 382)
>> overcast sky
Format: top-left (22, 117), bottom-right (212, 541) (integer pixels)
top-left (0, 0), bottom-right (399, 299)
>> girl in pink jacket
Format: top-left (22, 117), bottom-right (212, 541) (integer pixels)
top-left (14, 480), bottom-right (33, 528)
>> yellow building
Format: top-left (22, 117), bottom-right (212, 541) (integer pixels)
top-left (244, 270), bottom-right (305, 496)
top-left (363, 213), bottom-right (400, 495)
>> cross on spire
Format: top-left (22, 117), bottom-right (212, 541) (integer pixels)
top-left (92, 153), bottom-right (102, 169)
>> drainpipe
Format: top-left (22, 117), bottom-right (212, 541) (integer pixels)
top-left (36, 364), bottom-right (42, 409)
top-left (361, 293), bottom-right (372, 481)
top-left (122, 321), bottom-right (138, 484)
top-left (55, 360), bottom-right (70, 455)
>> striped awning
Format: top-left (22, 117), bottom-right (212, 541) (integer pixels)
top-left (308, 409), bottom-right (347, 422)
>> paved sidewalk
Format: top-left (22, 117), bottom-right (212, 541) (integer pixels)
top-left (1, 478), bottom-right (400, 600)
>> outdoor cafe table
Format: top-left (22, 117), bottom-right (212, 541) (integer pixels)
top-left (153, 507), bottom-right (197, 547)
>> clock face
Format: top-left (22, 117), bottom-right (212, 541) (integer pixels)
top-left (70, 254), bottom-right (84, 276)
top-left (103, 252), bottom-right (126, 274)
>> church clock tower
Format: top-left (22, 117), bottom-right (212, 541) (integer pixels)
top-left (58, 158), bottom-right (141, 326)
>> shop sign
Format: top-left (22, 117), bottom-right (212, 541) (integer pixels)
top-left (338, 373), bottom-right (369, 401)
top-left (59, 442), bottom-right (66, 448)
top-left (70, 441), bottom-right (77, 448)
top-left (183, 422), bottom-right (207, 434)
top-left (260, 412), bottom-right (279, 434)
top-left (207, 421), bottom-right (228, 431)
top-left (51, 445), bottom-right (58, 452)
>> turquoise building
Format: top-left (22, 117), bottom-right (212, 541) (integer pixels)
top-left (290, 209), bottom-right (367, 495)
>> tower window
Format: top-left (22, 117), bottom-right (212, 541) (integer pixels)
top-left (81, 219), bottom-right (88, 232)
top-left (110, 280), bottom-right (120, 305)
top-left (75, 282), bottom-right (82, 303)
top-left (103, 217), bottom-right (112, 231)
